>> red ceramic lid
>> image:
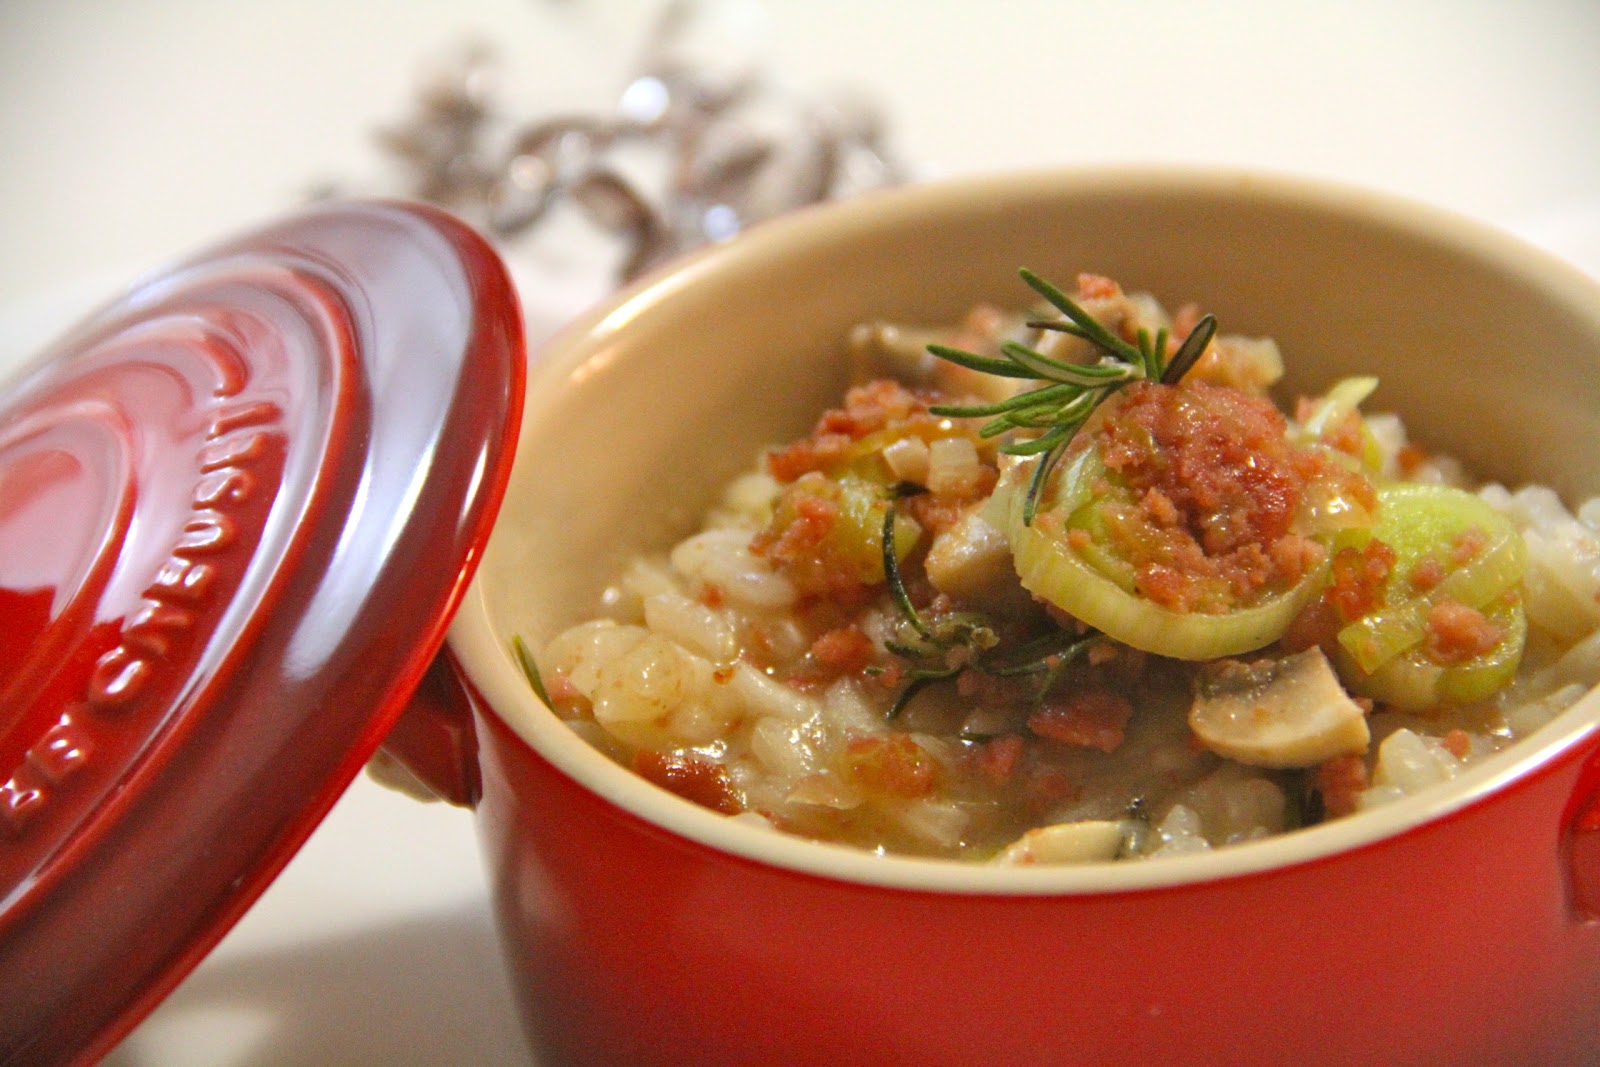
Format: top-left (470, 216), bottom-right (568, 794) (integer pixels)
top-left (0, 200), bottom-right (525, 1064)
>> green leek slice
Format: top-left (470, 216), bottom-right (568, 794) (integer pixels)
top-left (1296, 376), bottom-right (1378, 444)
top-left (1335, 483), bottom-right (1525, 674)
top-left (1334, 482), bottom-right (1527, 709)
top-left (1003, 450), bottom-right (1329, 660)
top-left (1339, 596), bottom-right (1526, 709)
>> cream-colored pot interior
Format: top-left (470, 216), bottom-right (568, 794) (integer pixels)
top-left (448, 167), bottom-right (1600, 892)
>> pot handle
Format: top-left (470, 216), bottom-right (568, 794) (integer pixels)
top-left (370, 652), bottom-right (482, 807)
top-left (1566, 746), bottom-right (1600, 922)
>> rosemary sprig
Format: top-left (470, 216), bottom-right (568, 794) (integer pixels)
top-left (926, 268), bottom-right (1217, 525)
top-left (880, 503), bottom-right (991, 718)
top-left (879, 504), bottom-right (1097, 719)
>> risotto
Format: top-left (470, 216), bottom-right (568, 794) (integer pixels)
top-left (530, 271), bottom-right (1600, 864)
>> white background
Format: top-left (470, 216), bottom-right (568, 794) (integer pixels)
top-left (2, 2), bottom-right (1598, 1064)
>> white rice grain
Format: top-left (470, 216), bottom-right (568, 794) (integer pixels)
top-left (1369, 728), bottom-right (1462, 795)
top-left (1502, 681), bottom-right (1589, 737)
top-left (713, 471), bottom-right (781, 526)
top-left (1173, 765), bottom-right (1287, 845)
top-left (591, 634), bottom-right (730, 746)
top-left (749, 715), bottom-right (821, 779)
top-left (643, 591), bottom-right (737, 663)
top-left (785, 773), bottom-right (863, 810)
top-left (601, 557), bottom-right (680, 623)
top-left (671, 528), bottom-right (798, 610)
top-left (542, 619), bottom-right (648, 699)
top-left (895, 798), bottom-right (970, 849)
top-left (1151, 804), bottom-right (1212, 856)
top-left (723, 661), bottom-right (819, 722)
top-left (1489, 485), bottom-right (1600, 642)
top-left (822, 678), bottom-right (889, 738)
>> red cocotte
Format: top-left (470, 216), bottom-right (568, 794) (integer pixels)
top-left (396, 170), bottom-right (1600, 1066)
top-left (0, 201), bottom-right (524, 1064)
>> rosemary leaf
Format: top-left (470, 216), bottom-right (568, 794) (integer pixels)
top-left (930, 381), bottom-right (1080, 419)
top-left (1022, 441), bottom-right (1067, 525)
top-left (512, 634), bottom-right (554, 706)
top-left (1019, 268), bottom-right (1146, 366)
top-left (1161, 313), bottom-right (1218, 385)
top-left (1148, 327), bottom-right (1171, 379)
top-left (887, 671), bottom-right (954, 720)
top-left (925, 342), bottom-right (1040, 379)
top-left (1000, 341), bottom-right (1136, 386)
top-left (999, 423), bottom-right (1074, 457)
top-left (982, 630), bottom-right (1096, 677)
top-left (881, 504), bottom-right (933, 641)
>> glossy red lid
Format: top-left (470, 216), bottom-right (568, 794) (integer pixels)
top-left (0, 200), bottom-right (525, 1064)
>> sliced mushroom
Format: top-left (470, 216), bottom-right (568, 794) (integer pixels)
top-left (1188, 647), bottom-right (1370, 768)
top-left (846, 321), bottom-right (945, 385)
top-left (923, 505), bottom-right (1033, 614)
top-left (992, 819), bottom-right (1132, 865)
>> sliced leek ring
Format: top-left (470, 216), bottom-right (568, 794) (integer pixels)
top-left (1336, 483), bottom-right (1525, 673)
top-left (1003, 452), bottom-right (1329, 661)
top-left (1338, 595), bottom-right (1527, 710)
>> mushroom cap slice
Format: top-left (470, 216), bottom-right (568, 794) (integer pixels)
top-left (992, 819), bottom-right (1133, 865)
top-left (1188, 647), bottom-right (1371, 768)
